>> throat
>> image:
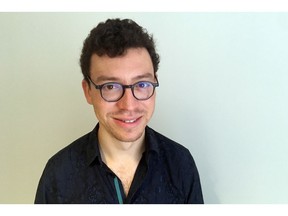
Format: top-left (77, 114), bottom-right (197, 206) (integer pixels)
top-left (97, 127), bottom-right (146, 196)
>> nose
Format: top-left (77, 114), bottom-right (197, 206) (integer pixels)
top-left (116, 88), bottom-right (138, 110)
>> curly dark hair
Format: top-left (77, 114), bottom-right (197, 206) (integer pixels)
top-left (80, 18), bottom-right (160, 83)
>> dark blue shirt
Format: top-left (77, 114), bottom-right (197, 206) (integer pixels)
top-left (35, 124), bottom-right (204, 204)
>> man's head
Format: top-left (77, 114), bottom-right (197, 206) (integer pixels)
top-left (80, 18), bottom-right (160, 83)
top-left (80, 18), bottom-right (160, 144)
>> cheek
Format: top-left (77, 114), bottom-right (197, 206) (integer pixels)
top-left (92, 98), bottom-right (114, 119)
top-left (93, 105), bottom-right (106, 123)
top-left (145, 98), bottom-right (156, 115)
top-left (90, 95), bottom-right (104, 116)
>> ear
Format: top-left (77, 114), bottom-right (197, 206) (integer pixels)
top-left (82, 79), bottom-right (93, 105)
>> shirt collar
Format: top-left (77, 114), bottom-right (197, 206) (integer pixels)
top-left (86, 124), bottom-right (102, 166)
top-left (144, 126), bottom-right (160, 155)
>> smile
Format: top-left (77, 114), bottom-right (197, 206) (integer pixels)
top-left (114, 116), bottom-right (141, 124)
top-left (122, 119), bottom-right (137, 123)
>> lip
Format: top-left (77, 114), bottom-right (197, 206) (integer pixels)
top-left (113, 116), bottom-right (142, 127)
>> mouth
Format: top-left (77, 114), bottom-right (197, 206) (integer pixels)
top-left (114, 116), bottom-right (142, 125)
top-left (122, 119), bottom-right (137, 123)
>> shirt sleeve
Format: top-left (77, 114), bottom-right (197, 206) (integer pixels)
top-left (185, 153), bottom-right (204, 204)
top-left (34, 163), bottom-right (50, 204)
top-left (34, 159), bottom-right (60, 204)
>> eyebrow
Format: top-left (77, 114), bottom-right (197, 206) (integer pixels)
top-left (94, 75), bottom-right (119, 83)
top-left (94, 73), bottom-right (155, 83)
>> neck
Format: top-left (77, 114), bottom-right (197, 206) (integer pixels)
top-left (98, 127), bottom-right (145, 163)
top-left (97, 125), bottom-right (145, 196)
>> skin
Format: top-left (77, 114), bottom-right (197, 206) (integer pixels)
top-left (82, 48), bottom-right (157, 195)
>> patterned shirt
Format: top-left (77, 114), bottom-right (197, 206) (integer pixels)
top-left (35, 124), bottom-right (204, 204)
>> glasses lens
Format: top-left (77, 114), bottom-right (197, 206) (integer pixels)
top-left (101, 83), bottom-right (123, 101)
top-left (133, 81), bottom-right (154, 100)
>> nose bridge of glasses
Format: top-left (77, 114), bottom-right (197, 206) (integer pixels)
top-left (122, 84), bottom-right (136, 98)
top-left (122, 84), bottom-right (134, 89)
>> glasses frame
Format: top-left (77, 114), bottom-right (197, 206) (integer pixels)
top-left (86, 76), bottom-right (159, 102)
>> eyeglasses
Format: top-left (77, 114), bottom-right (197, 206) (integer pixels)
top-left (87, 76), bottom-right (159, 102)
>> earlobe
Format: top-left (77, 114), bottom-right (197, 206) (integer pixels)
top-left (82, 79), bottom-right (93, 105)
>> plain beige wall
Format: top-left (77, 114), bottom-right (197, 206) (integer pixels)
top-left (1, 12), bottom-right (288, 203)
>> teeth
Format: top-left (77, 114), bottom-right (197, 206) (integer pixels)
top-left (123, 119), bottom-right (136, 123)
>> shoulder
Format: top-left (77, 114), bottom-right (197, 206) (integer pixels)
top-left (146, 126), bottom-right (195, 164)
top-left (146, 127), bottom-right (202, 196)
top-left (44, 130), bottom-right (93, 173)
top-left (52, 131), bottom-right (91, 160)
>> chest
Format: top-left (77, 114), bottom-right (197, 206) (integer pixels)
top-left (66, 158), bottom-right (184, 203)
top-left (110, 163), bottom-right (138, 196)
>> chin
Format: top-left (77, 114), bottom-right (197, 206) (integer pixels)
top-left (115, 131), bottom-right (145, 143)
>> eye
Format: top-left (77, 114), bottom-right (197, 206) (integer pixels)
top-left (135, 81), bottom-right (152, 89)
top-left (102, 83), bottom-right (122, 91)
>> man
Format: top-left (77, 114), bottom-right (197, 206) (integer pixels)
top-left (35, 18), bottom-right (204, 204)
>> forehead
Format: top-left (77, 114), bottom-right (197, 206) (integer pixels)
top-left (90, 48), bottom-right (154, 82)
